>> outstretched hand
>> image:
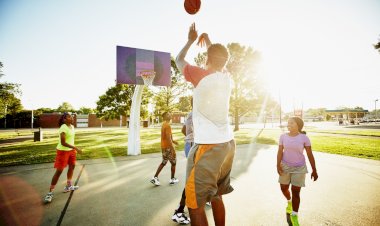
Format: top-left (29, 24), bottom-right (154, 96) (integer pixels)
top-left (188, 23), bottom-right (198, 43)
top-left (197, 33), bottom-right (209, 47)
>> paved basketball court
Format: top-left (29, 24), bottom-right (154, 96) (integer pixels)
top-left (1, 144), bottom-right (379, 226)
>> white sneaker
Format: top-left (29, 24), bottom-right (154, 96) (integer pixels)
top-left (169, 178), bottom-right (179, 185)
top-left (172, 211), bottom-right (190, 224)
top-left (63, 185), bottom-right (79, 193)
top-left (44, 192), bottom-right (54, 203)
top-left (150, 177), bottom-right (160, 186)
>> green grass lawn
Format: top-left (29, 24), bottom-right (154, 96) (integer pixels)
top-left (0, 126), bottom-right (379, 167)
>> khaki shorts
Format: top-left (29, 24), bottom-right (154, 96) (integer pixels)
top-left (185, 140), bottom-right (235, 209)
top-left (278, 163), bottom-right (308, 187)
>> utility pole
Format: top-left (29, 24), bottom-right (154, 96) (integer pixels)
top-left (31, 109), bottom-right (34, 129)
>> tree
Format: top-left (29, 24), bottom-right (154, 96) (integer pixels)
top-left (0, 61), bottom-right (3, 78)
top-left (178, 96), bottom-right (192, 113)
top-left (35, 107), bottom-right (55, 115)
top-left (0, 62), bottom-right (23, 125)
top-left (193, 43), bottom-right (263, 131)
top-left (305, 108), bottom-right (326, 117)
top-left (153, 58), bottom-right (190, 115)
top-left (57, 102), bottom-right (75, 112)
top-left (78, 107), bottom-right (94, 114)
top-left (374, 37), bottom-right (380, 53)
top-left (228, 43), bottom-right (263, 131)
top-left (6, 97), bottom-right (22, 116)
top-left (96, 84), bottom-right (151, 121)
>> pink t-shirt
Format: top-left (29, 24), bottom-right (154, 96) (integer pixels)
top-left (279, 133), bottom-right (311, 167)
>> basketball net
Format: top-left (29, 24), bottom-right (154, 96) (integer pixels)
top-left (140, 70), bottom-right (156, 86)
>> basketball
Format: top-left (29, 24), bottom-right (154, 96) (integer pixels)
top-left (184, 0), bottom-right (201, 15)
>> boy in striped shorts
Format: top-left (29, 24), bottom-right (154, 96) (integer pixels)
top-left (175, 23), bottom-right (235, 226)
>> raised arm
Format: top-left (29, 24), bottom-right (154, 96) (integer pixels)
top-left (175, 23), bottom-right (198, 75)
top-left (197, 33), bottom-right (211, 48)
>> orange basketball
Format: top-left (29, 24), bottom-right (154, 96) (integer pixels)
top-left (184, 0), bottom-right (201, 15)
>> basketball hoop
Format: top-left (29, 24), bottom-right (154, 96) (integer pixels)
top-left (140, 70), bottom-right (156, 86)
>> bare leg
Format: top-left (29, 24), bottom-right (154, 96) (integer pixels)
top-left (211, 196), bottom-right (225, 226)
top-left (174, 189), bottom-right (186, 213)
top-left (280, 184), bottom-right (291, 200)
top-left (291, 185), bottom-right (301, 212)
top-left (154, 163), bottom-right (166, 178)
top-left (50, 169), bottom-right (63, 191)
top-left (67, 164), bottom-right (75, 182)
top-left (189, 206), bottom-right (208, 226)
top-left (171, 163), bottom-right (176, 178)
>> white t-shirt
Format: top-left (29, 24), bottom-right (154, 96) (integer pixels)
top-left (183, 64), bottom-right (234, 144)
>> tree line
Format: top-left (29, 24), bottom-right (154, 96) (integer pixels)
top-left (2, 38), bottom-right (379, 130)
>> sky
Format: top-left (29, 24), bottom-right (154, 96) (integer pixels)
top-left (0, 0), bottom-right (379, 113)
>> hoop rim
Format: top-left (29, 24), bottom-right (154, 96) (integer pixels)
top-left (139, 70), bottom-right (156, 86)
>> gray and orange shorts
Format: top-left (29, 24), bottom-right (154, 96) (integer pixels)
top-left (185, 139), bottom-right (235, 209)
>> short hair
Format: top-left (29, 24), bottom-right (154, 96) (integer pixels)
top-left (207, 44), bottom-right (229, 70)
top-left (162, 112), bottom-right (170, 118)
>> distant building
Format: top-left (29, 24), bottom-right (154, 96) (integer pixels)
top-left (39, 113), bottom-right (127, 128)
top-left (171, 111), bottom-right (187, 124)
top-left (325, 109), bottom-right (369, 120)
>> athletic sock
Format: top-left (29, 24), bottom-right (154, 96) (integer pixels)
top-left (292, 211), bottom-right (298, 216)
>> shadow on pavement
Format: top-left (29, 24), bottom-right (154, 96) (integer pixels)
top-left (0, 140), bottom-right (264, 226)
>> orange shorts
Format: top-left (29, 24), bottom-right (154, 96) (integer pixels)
top-left (54, 150), bottom-right (76, 169)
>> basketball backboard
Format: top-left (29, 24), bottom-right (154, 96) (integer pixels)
top-left (116, 46), bottom-right (171, 86)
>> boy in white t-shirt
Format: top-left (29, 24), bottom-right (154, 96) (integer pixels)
top-left (175, 23), bottom-right (235, 226)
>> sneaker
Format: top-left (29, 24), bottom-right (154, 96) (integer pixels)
top-left (150, 177), bottom-right (160, 186)
top-left (63, 185), bottom-right (79, 193)
top-left (290, 214), bottom-right (300, 226)
top-left (172, 211), bottom-right (190, 225)
top-left (44, 192), bottom-right (54, 203)
top-left (169, 178), bottom-right (179, 185)
top-left (286, 201), bottom-right (292, 214)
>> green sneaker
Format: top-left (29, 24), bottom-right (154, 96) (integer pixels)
top-left (290, 214), bottom-right (300, 226)
top-left (286, 201), bottom-right (292, 214)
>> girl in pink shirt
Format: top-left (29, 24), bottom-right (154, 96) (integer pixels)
top-left (277, 117), bottom-right (318, 226)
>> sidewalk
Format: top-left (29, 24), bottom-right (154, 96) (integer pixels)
top-left (1, 144), bottom-right (379, 226)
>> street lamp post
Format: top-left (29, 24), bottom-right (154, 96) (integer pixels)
top-left (375, 99), bottom-right (379, 120)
